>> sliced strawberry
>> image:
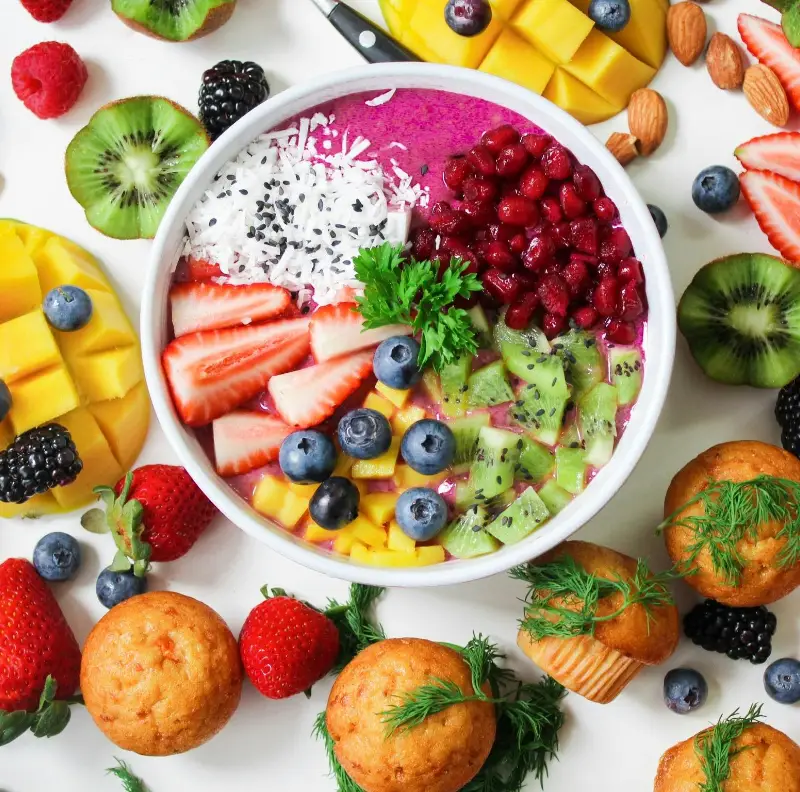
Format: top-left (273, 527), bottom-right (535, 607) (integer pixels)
top-left (174, 256), bottom-right (224, 282)
top-left (212, 411), bottom-right (293, 476)
top-left (740, 169), bottom-right (800, 262)
top-left (170, 282), bottom-right (292, 337)
top-left (310, 303), bottom-right (411, 362)
top-left (269, 350), bottom-right (374, 428)
top-left (162, 317), bottom-right (311, 427)
top-left (735, 132), bottom-right (800, 182)
top-left (739, 14), bottom-right (800, 110)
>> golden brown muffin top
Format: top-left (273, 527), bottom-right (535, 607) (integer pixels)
top-left (654, 722), bottom-right (800, 792)
top-left (80, 591), bottom-right (242, 757)
top-left (326, 638), bottom-right (496, 792)
top-left (663, 441), bottom-right (800, 606)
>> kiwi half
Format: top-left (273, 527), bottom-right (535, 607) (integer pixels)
top-left (678, 253), bottom-right (800, 388)
top-left (112, 0), bottom-right (237, 42)
top-left (66, 97), bottom-right (209, 240)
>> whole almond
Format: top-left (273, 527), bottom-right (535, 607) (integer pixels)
top-left (706, 32), bottom-right (744, 90)
top-left (743, 64), bottom-right (790, 127)
top-left (627, 89), bottom-right (668, 156)
top-left (606, 133), bottom-right (640, 166)
top-left (667, 2), bottom-right (707, 66)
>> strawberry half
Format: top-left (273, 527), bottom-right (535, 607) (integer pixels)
top-left (740, 169), bottom-right (800, 263)
top-left (269, 350), bottom-right (374, 428)
top-left (739, 13), bottom-right (800, 110)
top-left (735, 132), bottom-right (800, 182)
top-left (162, 316), bottom-right (311, 426)
top-left (213, 411), bottom-right (293, 476)
top-left (170, 282), bottom-right (292, 337)
top-left (309, 303), bottom-right (411, 362)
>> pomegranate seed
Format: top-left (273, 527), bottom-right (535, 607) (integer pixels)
top-left (515, 271), bottom-right (538, 289)
top-left (570, 217), bottom-right (599, 255)
top-left (571, 251), bottom-right (600, 269)
top-left (559, 183), bottom-right (587, 219)
top-left (542, 312), bottom-right (567, 338)
top-left (505, 292), bottom-right (540, 330)
top-left (429, 209), bottom-right (471, 236)
top-left (618, 282), bottom-right (644, 320)
top-left (573, 165), bottom-right (602, 202)
top-left (552, 222), bottom-right (572, 249)
top-left (431, 200), bottom-right (450, 216)
top-left (542, 146), bottom-right (572, 180)
top-left (500, 182), bottom-right (521, 199)
top-left (539, 197), bottom-right (563, 225)
top-left (411, 228), bottom-right (436, 260)
top-left (521, 133), bottom-right (551, 158)
top-left (496, 143), bottom-right (530, 177)
top-left (592, 276), bottom-right (620, 317)
top-left (600, 227), bottom-right (633, 264)
top-left (484, 241), bottom-right (518, 271)
top-left (498, 196), bottom-right (539, 227)
top-left (606, 319), bottom-right (636, 345)
top-left (488, 223), bottom-right (516, 243)
top-left (618, 257), bottom-right (644, 285)
top-left (509, 233), bottom-right (527, 254)
top-left (481, 124), bottom-right (520, 154)
top-left (538, 273), bottom-right (570, 317)
top-left (462, 200), bottom-right (497, 226)
top-left (519, 167), bottom-right (549, 201)
top-left (593, 196), bottom-right (618, 222)
top-left (467, 145), bottom-right (497, 176)
top-left (523, 233), bottom-right (556, 271)
top-left (561, 258), bottom-right (589, 296)
top-left (474, 240), bottom-right (491, 261)
top-left (572, 305), bottom-right (598, 330)
top-left (443, 157), bottom-right (474, 192)
top-left (482, 269), bottom-right (521, 304)
top-left (463, 177), bottom-right (498, 202)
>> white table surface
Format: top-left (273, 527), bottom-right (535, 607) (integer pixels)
top-left (1, 0), bottom-right (798, 790)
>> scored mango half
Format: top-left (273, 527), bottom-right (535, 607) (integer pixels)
top-left (378, 0), bottom-right (667, 125)
top-left (0, 220), bottom-right (150, 517)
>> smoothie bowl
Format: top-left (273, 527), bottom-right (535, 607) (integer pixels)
top-left (142, 64), bottom-right (675, 586)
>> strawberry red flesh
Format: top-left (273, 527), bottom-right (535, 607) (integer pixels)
top-left (213, 411), bottom-right (293, 476)
top-left (739, 14), bottom-right (800, 110)
top-left (735, 132), bottom-right (800, 182)
top-left (740, 169), bottom-right (800, 262)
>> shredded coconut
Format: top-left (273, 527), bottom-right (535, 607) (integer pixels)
top-left (365, 88), bottom-right (397, 107)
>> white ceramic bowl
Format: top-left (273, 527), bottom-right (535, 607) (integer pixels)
top-left (142, 62), bottom-right (675, 588)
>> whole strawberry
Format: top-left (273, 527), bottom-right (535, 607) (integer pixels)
top-left (239, 588), bottom-right (340, 700)
top-left (20, 0), bottom-right (72, 22)
top-left (11, 42), bottom-right (87, 119)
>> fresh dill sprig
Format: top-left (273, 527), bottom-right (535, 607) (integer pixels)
top-left (511, 556), bottom-right (679, 641)
top-left (107, 759), bottom-right (148, 792)
top-left (313, 712), bottom-right (366, 792)
top-left (659, 476), bottom-right (800, 585)
top-left (325, 584), bottom-right (386, 672)
top-left (694, 704), bottom-right (765, 792)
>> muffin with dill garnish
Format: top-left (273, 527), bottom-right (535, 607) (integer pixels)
top-left (662, 441), bottom-right (800, 607)
top-left (654, 705), bottom-right (800, 792)
top-left (513, 540), bottom-right (680, 704)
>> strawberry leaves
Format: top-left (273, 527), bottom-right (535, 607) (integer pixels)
top-left (0, 676), bottom-right (81, 747)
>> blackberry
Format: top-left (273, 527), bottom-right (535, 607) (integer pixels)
top-left (684, 599), bottom-right (776, 665)
top-left (0, 423), bottom-right (83, 504)
top-left (776, 376), bottom-right (800, 456)
top-left (198, 60), bottom-right (269, 140)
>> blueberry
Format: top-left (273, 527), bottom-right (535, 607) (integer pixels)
top-left (663, 668), bottom-right (708, 714)
top-left (692, 166), bottom-right (740, 214)
top-left (338, 409), bottom-right (392, 460)
top-left (444, 0), bottom-right (492, 37)
top-left (43, 285), bottom-right (93, 332)
top-left (588, 0), bottom-right (631, 32)
top-left (373, 336), bottom-right (422, 390)
top-left (96, 567), bottom-right (147, 609)
top-left (764, 657), bottom-right (800, 704)
top-left (279, 430), bottom-right (336, 483)
top-left (648, 204), bottom-right (669, 238)
top-left (309, 476), bottom-right (360, 530)
top-left (396, 487), bottom-right (448, 541)
top-left (401, 420), bottom-right (455, 475)
top-left (0, 379), bottom-right (10, 423)
top-left (32, 532), bottom-right (81, 582)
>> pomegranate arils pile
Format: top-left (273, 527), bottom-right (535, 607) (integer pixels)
top-left (416, 125), bottom-right (646, 341)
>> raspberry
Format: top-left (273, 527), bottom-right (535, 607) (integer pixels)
top-left (11, 42), bottom-right (87, 120)
top-left (20, 0), bottom-right (72, 22)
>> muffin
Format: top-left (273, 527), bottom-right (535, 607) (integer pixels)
top-left (326, 638), bottom-right (496, 792)
top-left (81, 591), bottom-right (243, 756)
top-left (517, 540), bottom-right (680, 704)
top-left (655, 722), bottom-right (800, 791)
top-left (663, 441), bottom-right (800, 606)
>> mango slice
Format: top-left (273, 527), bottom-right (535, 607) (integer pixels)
top-left (544, 68), bottom-right (623, 125)
top-left (512, 0), bottom-right (594, 64)
top-left (480, 30), bottom-right (555, 95)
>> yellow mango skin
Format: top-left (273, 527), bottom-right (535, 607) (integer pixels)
top-left (544, 69), bottom-right (622, 125)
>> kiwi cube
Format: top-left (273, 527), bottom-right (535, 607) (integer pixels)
top-left (440, 354), bottom-right (472, 418)
top-left (578, 382), bottom-right (618, 467)
top-left (555, 446), bottom-right (586, 495)
top-left (538, 480), bottom-right (573, 515)
top-left (467, 360), bottom-right (514, 407)
top-left (552, 329), bottom-right (605, 400)
top-left (439, 504), bottom-right (499, 559)
top-left (508, 356), bottom-right (570, 445)
top-left (485, 487), bottom-right (550, 545)
top-left (516, 437), bottom-right (555, 483)
top-left (469, 426), bottom-right (521, 500)
top-left (609, 347), bottom-right (643, 406)
top-left (494, 310), bottom-right (551, 355)
top-left (467, 305), bottom-right (493, 347)
top-left (447, 413), bottom-right (491, 474)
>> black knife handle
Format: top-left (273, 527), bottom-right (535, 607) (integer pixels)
top-left (328, 3), bottom-right (421, 63)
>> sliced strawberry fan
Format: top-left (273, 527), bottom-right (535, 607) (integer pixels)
top-left (213, 411), bottom-right (293, 476)
top-left (740, 170), bottom-right (800, 263)
top-left (735, 132), bottom-right (800, 182)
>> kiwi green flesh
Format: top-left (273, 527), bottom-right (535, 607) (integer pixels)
top-left (467, 361), bottom-right (514, 407)
top-left (555, 446), bottom-right (586, 495)
top-left (508, 356), bottom-right (570, 446)
top-left (485, 487), bottom-right (550, 545)
top-left (469, 426), bottom-right (521, 500)
top-left (578, 382), bottom-right (618, 467)
top-left (65, 97), bottom-right (209, 239)
top-left (516, 437), bottom-right (554, 483)
top-left (467, 305), bottom-right (492, 347)
top-left (112, 0), bottom-right (233, 41)
top-left (678, 253), bottom-right (800, 388)
top-left (439, 504), bottom-right (499, 559)
top-left (553, 329), bottom-right (605, 399)
top-left (538, 480), bottom-right (573, 515)
top-left (609, 347), bottom-right (642, 406)
top-left (447, 413), bottom-right (491, 474)
top-left (439, 354), bottom-right (471, 418)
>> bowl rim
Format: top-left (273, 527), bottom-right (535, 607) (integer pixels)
top-left (141, 62), bottom-right (676, 588)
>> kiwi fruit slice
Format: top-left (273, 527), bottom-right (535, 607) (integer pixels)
top-left (66, 97), bottom-right (209, 240)
top-left (439, 504), bottom-right (500, 559)
top-left (609, 347), bottom-right (643, 406)
top-left (508, 356), bottom-right (570, 445)
top-left (555, 446), bottom-right (586, 495)
top-left (578, 382), bottom-right (618, 467)
top-left (538, 480), bottom-right (573, 515)
top-left (553, 329), bottom-right (605, 399)
top-left (447, 413), bottom-right (491, 474)
top-left (112, 0), bottom-right (237, 42)
top-left (485, 487), bottom-right (550, 545)
top-left (467, 360), bottom-right (514, 407)
top-left (440, 354), bottom-right (472, 418)
top-left (678, 253), bottom-right (800, 388)
top-left (469, 426), bottom-right (521, 500)
top-left (516, 437), bottom-right (555, 483)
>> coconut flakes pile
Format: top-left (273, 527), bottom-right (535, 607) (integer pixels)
top-left (183, 104), bottom-right (428, 306)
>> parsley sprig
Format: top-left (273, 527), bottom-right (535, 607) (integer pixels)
top-left (658, 476), bottom-right (800, 586)
top-left (354, 242), bottom-right (482, 372)
top-left (107, 759), bottom-right (148, 792)
top-left (510, 555), bottom-right (679, 641)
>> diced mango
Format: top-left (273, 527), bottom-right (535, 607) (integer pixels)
top-left (89, 381), bottom-right (150, 470)
top-left (490, 0), bottom-right (524, 18)
top-left (392, 405), bottom-right (427, 435)
top-left (69, 345), bottom-right (142, 402)
top-left (333, 454), bottom-right (355, 477)
top-left (513, 0), bottom-right (595, 64)
top-left (0, 220), bottom-right (50, 257)
top-left (364, 391), bottom-right (395, 419)
top-left (480, 29), bottom-right (556, 94)
top-left (366, 549), bottom-right (420, 567)
top-left (375, 382), bottom-right (412, 408)
top-left (361, 492), bottom-right (399, 525)
top-left (350, 542), bottom-right (372, 564)
top-left (350, 543), bottom-right (446, 568)
top-left (333, 531), bottom-right (359, 555)
top-left (0, 492), bottom-right (59, 519)
top-left (351, 437), bottom-right (401, 480)
top-left (9, 366), bottom-right (80, 433)
top-left (544, 68), bottom-right (622, 125)
top-left (416, 545), bottom-right (447, 566)
top-left (56, 290), bottom-right (136, 357)
top-left (349, 517), bottom-right (387, 549)
top-left (305, 520), bottom-right (342, 543)
top-left (253, 475), bottom-right (308, 528)
top-left (388, 520), bottom-right (416, 553)
top-left (289, 482), bottom-right (320, 498)
top-left (0, 232), bottom-right (41, 322)
top-left (0, 311), bottom-right (61, 383)
top-left (563, 29), bottom-right (656, 108)
top-left (394, 465), bottom-right (442, 490)
top-left (33, 236), bottom-right (110, 295)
